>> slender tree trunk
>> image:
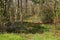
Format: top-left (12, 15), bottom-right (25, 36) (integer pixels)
top-left (17, 0), bottom-right (20, 21)
top-left (20, 0), bottom-right (23, 24)
top-left (25, 0), bottom-right (27, 14)
top-left (54, 0), bottom-right (58, 36)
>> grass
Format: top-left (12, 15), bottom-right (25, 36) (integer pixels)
top-left (0, 33), bottom-right (27, 40)
top-left (0, 32), bottom-right (60, 40)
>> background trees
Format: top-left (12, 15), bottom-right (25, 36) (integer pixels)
top-left (0, 0), bottom-right (60, 24)
top-left (0, 0), bottom-right (60, 33)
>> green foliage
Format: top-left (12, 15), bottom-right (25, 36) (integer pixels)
top-left (32, 0), bottom-right (45, 4)
top-left (41, 6), bottom-right (54, 23)
top-left (32, 0), bottom-right (40, 4)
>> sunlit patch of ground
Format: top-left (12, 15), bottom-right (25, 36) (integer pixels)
top-left (0, 32), bottom-right (60, 40)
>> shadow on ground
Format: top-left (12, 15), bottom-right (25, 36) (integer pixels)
top-left (0, 22), bottom-right (49, 34)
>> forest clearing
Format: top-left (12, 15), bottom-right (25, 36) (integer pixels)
top-left (0, 0), bottom-right (60, 40)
